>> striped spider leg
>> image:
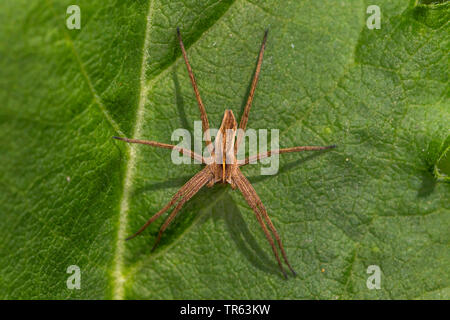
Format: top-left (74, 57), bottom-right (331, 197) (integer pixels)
top-left (114, 29), bottom-right (336, 278)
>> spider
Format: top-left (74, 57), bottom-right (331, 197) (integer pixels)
top-left (114, 28), bottom-right (336, 278)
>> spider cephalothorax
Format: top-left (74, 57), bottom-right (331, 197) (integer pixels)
top-left (205, 109), bottom-right (238, 187)
top-left (114, 28), bottom-right (335, 278)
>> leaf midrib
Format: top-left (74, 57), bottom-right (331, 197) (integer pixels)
top-left (111, 0), bottom-right (155, 300)
top-left (110, 0), bottom-right (239, 299)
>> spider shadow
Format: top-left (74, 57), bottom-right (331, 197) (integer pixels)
top-left (126, 185), bottom-right (215, 264)
top-left (172, 69), bottom-right (192, 132)
top-left (132, 174), bottom-right (195, 195)
top-left (129, 151), bottom-right (334, 274)
top-left (129, 183), bottom-right (280, 276)
top-left (204, 191), bottom-right (281, 276)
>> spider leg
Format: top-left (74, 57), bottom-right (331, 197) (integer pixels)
top-left (177, 27), bottom-right (214, 156)
top-left (151, 167), bottom-right (212, 251)
top-left (113, 136), bottom-right (205, 164)
top-left (240, 145), bottom-right (336, 166)
top-left (233, 170), bottom-right (288, 279)
top-left (235, 169), bottom-right (297, 276)
top-left (253, 191), bottom-right (297, 276)
top-left (235, 29), bottom-right (268, 154)
top-left (126, 167), bottom-right (212, 241)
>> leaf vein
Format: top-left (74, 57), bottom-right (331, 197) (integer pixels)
top-left (112, 0), bottom-right (155, 300)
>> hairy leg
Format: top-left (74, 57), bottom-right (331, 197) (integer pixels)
top-left (126, 167), bottom-right (212, 240)
top-left (177, 27), bottom-right (213, 156)
top-left (235, 169), bottom-right (297, 276)
top-left (235, 30), bottom-right (269, 154)
top-left (151, 167), bottom-right (212, 251)
top-left (240, 145), bottom-right (336, 166)
top-left (113, 136), bottom-right (205, 164)
top-left (233, 169), bottom-right (288, 278)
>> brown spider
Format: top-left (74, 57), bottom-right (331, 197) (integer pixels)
top-left (114, 28), bottom-right (335, 278)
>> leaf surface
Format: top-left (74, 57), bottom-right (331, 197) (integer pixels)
top-left (0, 0), bottom-right (448, 299)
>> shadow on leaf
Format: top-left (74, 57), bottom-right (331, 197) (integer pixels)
top-left (132, 175), bottom-right (195, 196)
top-left (417, 170), bottom-right (436, 198)
top-left (206, 192), bottom-right (281, 276)
top-left (246, 148), bottom-right (335, 183)
top-left (172, 69), bottom-right (192, 132)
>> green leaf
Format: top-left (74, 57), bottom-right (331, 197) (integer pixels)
top-left (0, 0), bottom-right (448, 299)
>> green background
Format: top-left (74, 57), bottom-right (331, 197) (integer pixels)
top-left (0, 0), bottom-right (448, 299)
